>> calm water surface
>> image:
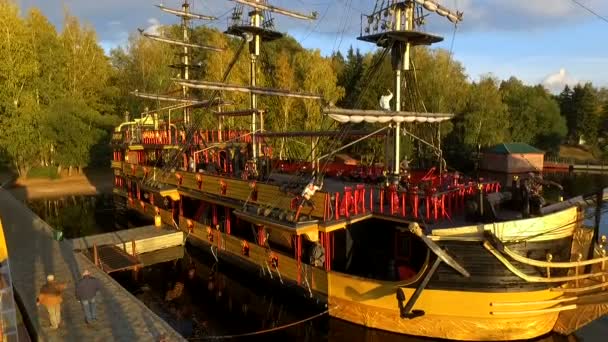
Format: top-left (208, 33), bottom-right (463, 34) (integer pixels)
top-left (25, 172), bottom-right (608, 341)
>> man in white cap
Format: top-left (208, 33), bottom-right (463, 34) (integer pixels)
top-left (75, 269), bottom-right (101, 324)
top-left (36, 274), bottom-right (66, 330)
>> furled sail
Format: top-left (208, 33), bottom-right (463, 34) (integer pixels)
top-left (324, 107), bottom-right (453, 124)
top-left (156, 4), bottom-right (217, 20)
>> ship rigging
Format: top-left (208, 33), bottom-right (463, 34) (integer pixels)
top-left (109, 1), bottom-right (608, 340)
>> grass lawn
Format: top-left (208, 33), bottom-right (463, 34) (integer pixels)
top-left (559, 145), bottom-right (597, 162)
top-left (27, 166), bottom-right (60, 180)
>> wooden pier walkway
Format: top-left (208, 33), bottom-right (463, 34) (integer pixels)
top-left (68, 225), bottom-right (184, 255)
top-left (0, 189), bottom-right (186, 342)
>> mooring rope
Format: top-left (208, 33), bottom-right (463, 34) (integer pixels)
top-left (188, 306), bottom-right (334, 340)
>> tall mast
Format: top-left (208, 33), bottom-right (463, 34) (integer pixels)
top-left (249, 7), bottom-right (261, 161)
top-left (182, 0), bottom-right (191, 125)
top-left (226, 0), bottom-right (317, 173)
top-left (358, 0), bottom-right (462, 181)
top-left (137, 1), bottom-right (222, 109)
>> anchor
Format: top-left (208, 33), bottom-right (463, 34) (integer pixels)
top-left (397, 223), bottom-right (470, 319)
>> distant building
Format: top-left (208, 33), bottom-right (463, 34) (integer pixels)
top-left (480, 143), bottom-right (544, 173)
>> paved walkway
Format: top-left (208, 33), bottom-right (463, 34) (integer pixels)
top-left (0, 189), bottom-right (185, 342)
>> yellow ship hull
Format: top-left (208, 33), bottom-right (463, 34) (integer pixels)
top-left (117, 187), bottom-right (608, 341)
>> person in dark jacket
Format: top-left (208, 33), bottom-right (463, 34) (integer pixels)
top-left (75, 270), bottom-right (101, 324)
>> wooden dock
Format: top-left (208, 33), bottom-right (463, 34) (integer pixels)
top-left (0, 189), bottom-right (186, 341)
top-left (68, 225), bottom-right (184, 255)
top-left (91, 245), bottom-right (143, 274)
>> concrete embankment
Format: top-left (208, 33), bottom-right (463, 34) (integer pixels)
top-left (0, 189), bottom-right (185, 342)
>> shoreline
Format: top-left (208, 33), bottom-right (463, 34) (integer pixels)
top-left (4, 170), bottom-right (113, 200)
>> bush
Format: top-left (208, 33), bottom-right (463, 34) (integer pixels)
top-left (28, 166), bottom-right (59, 179)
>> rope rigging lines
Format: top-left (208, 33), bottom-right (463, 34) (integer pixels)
top-left (187, 306), bottom-right (333, 340)
top-left (569, 0), bottom-right (608, 24)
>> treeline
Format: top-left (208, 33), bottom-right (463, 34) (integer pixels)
top-left (0, 1), bottom-right (119, 177)
top-left (332, 48), bottom-right (608, 168)
top-left (2, 1), bottom-right (608, 177)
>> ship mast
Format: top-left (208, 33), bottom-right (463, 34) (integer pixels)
top-left (225, 0), bottom-right (317, 174)
top-left (358, 0), bottom-right (462, 182)
top-left (137, 1), bottom-right (221, 119)
top-left (181, 0), bottom-right (191, 125)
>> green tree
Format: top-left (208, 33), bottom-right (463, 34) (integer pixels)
top-left (500, 78), bottom-right (566, 153)
top-left (572, 83), bottom-right (601, 146)
top-left (0, 1), bottom-right (40, 175)
top-left (61, 12), bottom-right (113, 113)
top-left (338, 47), bottom-right (365, 108)
top-left (272, 51), bottom-right (296, 159)
top-left (43, 98), bottom-right (117, 175)
top-left (460, 76), bottom-right (509, 148)
top-left (294, 49), bottom-right (345, 161)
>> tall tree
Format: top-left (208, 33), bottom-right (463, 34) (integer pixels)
top-left (557, 85), bottom-right (576, 143)
top-left (460, 76), bottom-right (509, 148)
top-left (500, 77), bottom-right (566, 152)
top-left (294, 49), bottom-right (345, 161)
top-left (0, 1), bottom-right (40, 175)
top-left (572, 83), bottom-right (601, 146)
top-left (61, 12), bottom-right (112, 113)
top-left (338, 47), bottom-right (365, 108)
top-left (273, 50), bottom-right (296, 159)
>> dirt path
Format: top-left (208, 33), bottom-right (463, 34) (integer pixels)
top-left (7, 170), bottom-right (113, 200)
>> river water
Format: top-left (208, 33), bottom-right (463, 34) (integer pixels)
top-left (25, 172), bottom-right (608, 341)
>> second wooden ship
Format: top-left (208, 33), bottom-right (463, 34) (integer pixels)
top-left (110, 1), bottom-right (608, 340)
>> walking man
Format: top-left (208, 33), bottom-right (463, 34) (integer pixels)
top-left (36, 274), bottom-right (66, 330)
top-left (75, 270), bottom-right (101, 324)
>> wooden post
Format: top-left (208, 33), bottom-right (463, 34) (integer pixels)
top-left (296, 235), bottom-right (302, 285)
top-left (131, 240), bottom-right (137, 256)
top-left (93, 244), bottom-right (99, 267)
top-left (225, 207), bottom-right (231, 235)
top-left (594, 190), bottom-right (602, 242)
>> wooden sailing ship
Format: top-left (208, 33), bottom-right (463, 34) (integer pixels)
top-left (110, 1), bottom-right (608, 340)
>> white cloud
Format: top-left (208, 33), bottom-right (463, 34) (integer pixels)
top-left (144, 17), bottom-right (161, 35)
top-left (542, 68), bottom-right (578, 93)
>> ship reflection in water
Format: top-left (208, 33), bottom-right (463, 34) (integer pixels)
top-left (112, 245), bottom-right (596, 342)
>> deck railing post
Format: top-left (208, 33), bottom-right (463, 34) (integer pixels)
top-left (576, 253), bottom-right (583, 288)
top-left (546, 253), bottom-right (552, 278)
top-left (601, 249), bottom-right (606, 284)
top-left (593, 190), bottom-right (602, 243)
top-left (335, 192), bottom-right (340, 220)
top-left (369, 187), bottom-right (373, 214)
top-left (380, 188), bottom-right (384, 214)
top-left (131, 240), bottom-right (137, 256)
top-left (93, 244), bottom-right (99, 267)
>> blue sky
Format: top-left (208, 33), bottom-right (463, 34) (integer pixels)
top-left (17, 0), bottom-right (608, 92)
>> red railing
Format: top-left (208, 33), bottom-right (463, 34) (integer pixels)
top-left (127, 128), bottom-right (255, 146)
top-left (323, 181), bottom-right (501, 224)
